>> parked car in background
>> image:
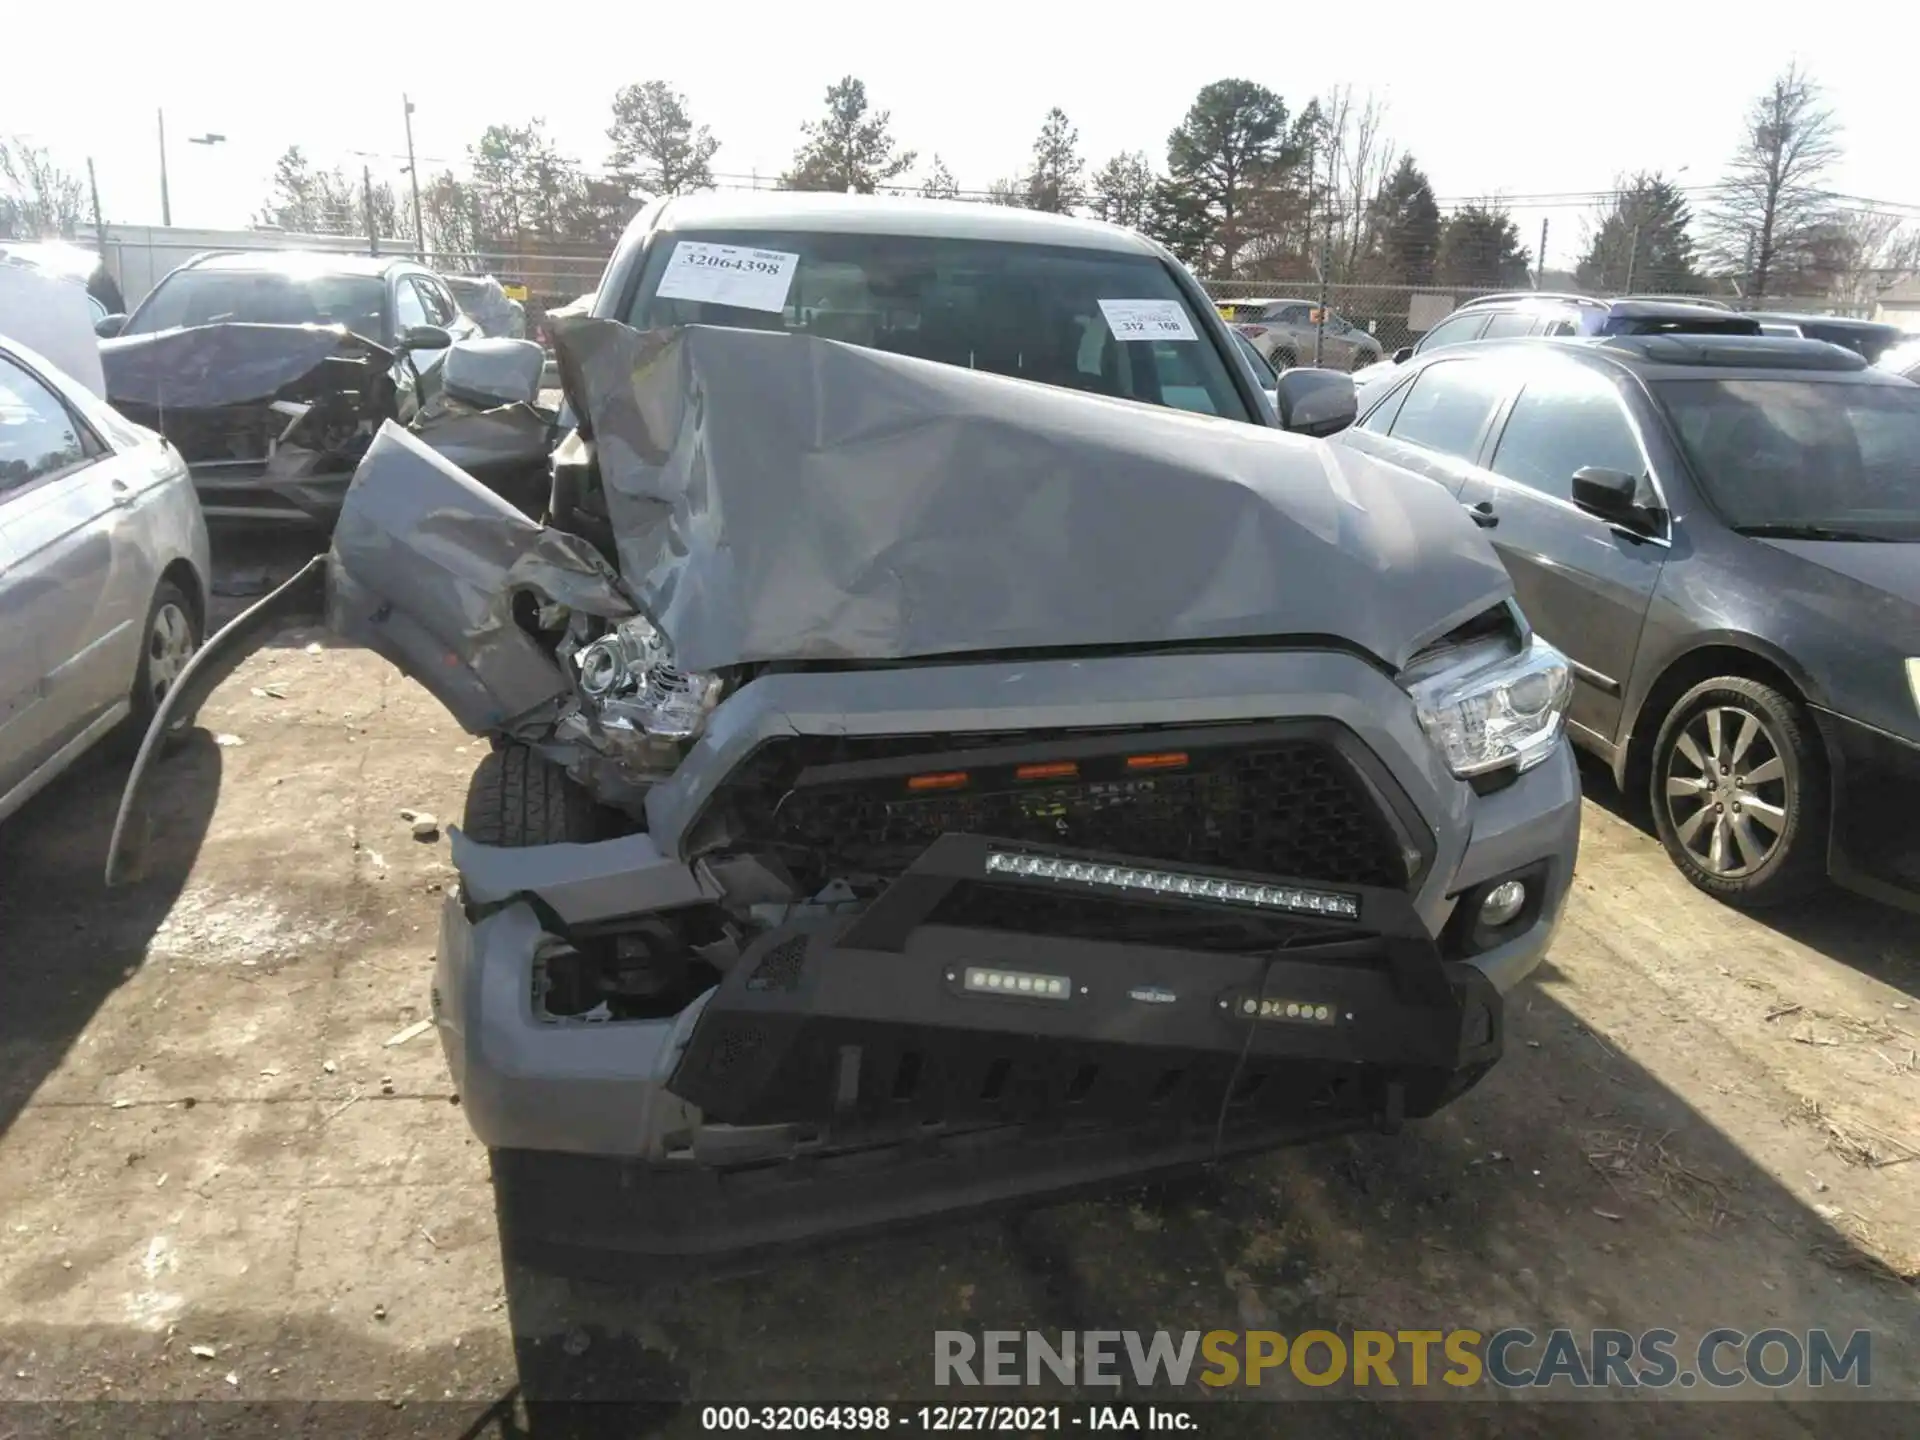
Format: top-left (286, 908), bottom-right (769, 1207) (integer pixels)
top-left (1216, 296), bottom-right (1383, 371)
top-left (1352, 295), bottom-right (1765, 397)
top-left (0, 239), bottom-right (126, 316)
top-left (1335, 332), bottom-right (1920, 911)
top-left (0, 331), bottom-right (209, 826)
top-left (1874, 336), bottom-right (1920, 382)
top-left (1744, 312), bottom-right (1904, 364)
top-left (95, 251), bottom-right (479, 523)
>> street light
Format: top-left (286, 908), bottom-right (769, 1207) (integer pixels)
top-left (156, 110), bottom-right (226, 226)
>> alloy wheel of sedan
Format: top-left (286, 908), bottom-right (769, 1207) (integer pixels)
top-left (1660, 704), bottom-right (1790, 878)
top-left (147, 601), bottom-right (196, 707)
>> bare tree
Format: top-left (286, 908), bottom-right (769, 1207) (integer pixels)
top-left (0, 137), bottom-right (89, 239)
top-left (1703, 64), bottom-right (1843, 299)
top-left (1825, 210), bottom-right (1920, 314)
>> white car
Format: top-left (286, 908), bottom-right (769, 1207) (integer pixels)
top-left (0, 333), bottom-right (210, 825)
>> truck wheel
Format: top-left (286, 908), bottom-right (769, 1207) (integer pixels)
top-left (462, 744), bottom-right (600, 846)
top-left (1648, 677), bottom-right (1828, 908)
top-left (1273, 347), bottom-right (1299, 370)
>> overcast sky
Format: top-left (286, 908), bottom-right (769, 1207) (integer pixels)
top-left (5, 1), bottom-right (1913, 270)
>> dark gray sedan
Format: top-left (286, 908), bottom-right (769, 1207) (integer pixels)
top-left (1333, 332), bottom-right (1920, 911)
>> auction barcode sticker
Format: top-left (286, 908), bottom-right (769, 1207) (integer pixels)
top-left (1098, 298), bottom-right (1197, 342)
top-left (655, 241), bottom-right (800, 313)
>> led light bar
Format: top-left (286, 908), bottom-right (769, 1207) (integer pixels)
top-left (963, 966), bottom-right (1072, 999)
top-left (1239, 996), bottom-right (1337, 1025)
top-left (984, 850), bottom-right (1360, 920)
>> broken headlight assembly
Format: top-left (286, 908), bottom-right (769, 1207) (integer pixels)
top-left (573, 614), bottom-right (725, 741)
top-left (1402, 615), bottom-right (1572, 779)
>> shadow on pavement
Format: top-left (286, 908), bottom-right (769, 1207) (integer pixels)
top-left (1574, 752), bottom-right (1920, 1002)
top-left (479, 972), bottom-right (1916, 1436)
top-left (0, 732), bottom-right (219, 1141)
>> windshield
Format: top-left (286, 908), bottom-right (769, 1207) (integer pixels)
top-left (123, 268), bottom-right (388, 341)
top-left (1657, 378), bottom-right (1920, 540)
top-left (1234, 330), bottom-right (1278, 385)
top-left (626, 229), bottom-right (1252, 422)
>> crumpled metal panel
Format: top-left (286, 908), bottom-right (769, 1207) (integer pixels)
top-left (552, 318), bottom-right (1512, 674)
top-left (99, 321), bottom-right (388, 409)
top-left (325, 421), bottom-right (633, 736)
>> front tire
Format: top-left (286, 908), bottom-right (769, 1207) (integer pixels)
top-left (1351, 350), bottom-right (1376, 372)
top-left (1272, 347), bottom-right (1299, 370)
top-left (462, 744), bottom-right (601, 846)
top-left (1649, 677), bottom-right (1828, 907)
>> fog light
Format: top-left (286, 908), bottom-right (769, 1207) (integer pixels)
top-left (1479, 879), bottom-right (1527, 927)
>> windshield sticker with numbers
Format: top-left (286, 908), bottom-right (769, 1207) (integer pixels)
top-left (654, 242), bottom-right (800, 313)
top-left (1098, 298), bottom-right (1198, 342)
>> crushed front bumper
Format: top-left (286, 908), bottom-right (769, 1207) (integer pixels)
top-left (436, 794), bottom-right (1570, 1265)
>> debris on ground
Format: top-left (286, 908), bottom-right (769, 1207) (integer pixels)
top-left (398, 810), bottom-right (440, 841)
top-left (213, 734), bottom-right (246, 747)
top-left (322, 1060), bottom-right (337, 1074)
top-left (249, 685), bottom-right (289, 700)
top-left (189, 1345), bottom-right (217, 1360)
top-left (383, 1019), bottom-right (433, 1048)
top-left (304, 642), bottom-right (323, 655)
top-left (213, 574), bottom-right (276, 599)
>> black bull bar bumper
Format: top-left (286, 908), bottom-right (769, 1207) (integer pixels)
top-left (496, 834), bottom-right (1502, 1270)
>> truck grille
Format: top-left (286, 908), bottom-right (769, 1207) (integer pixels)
top-left (717, 728), bottom-right (1411, 891)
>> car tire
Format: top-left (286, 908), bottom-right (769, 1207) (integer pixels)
top-left (129, 578), bottom-right (202, 734)
top-left (462, 743), bottom-right (601, 846)
top-left (1350, 350), bottom-right (1376, 372)
top-left (1273, 347), bottom-right (1298, 370)
top-left (1648, 677), bottom-right (1828, 908)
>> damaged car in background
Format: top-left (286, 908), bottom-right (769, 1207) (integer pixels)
top-left (109, 309), bottom-right (1582, 1272)
top-left (97, 251), bottom-right (556, 523)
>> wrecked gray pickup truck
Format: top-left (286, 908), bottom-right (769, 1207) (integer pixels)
top-left (109, 318), bottom-right (1582, 1273)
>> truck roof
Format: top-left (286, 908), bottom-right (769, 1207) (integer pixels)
top-left (649, 190), bottom-right (1161, 256)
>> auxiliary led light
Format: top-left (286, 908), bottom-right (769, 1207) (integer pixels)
top-left (985, 850), bottom-right (1359, 920)
top-left (963, 966), bottom-right (1072, 999)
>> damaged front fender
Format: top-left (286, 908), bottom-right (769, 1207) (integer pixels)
top-left (105, 421), bottom-right (650, 886)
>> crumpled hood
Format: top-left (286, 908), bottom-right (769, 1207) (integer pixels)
top-left (555, 319), bottom-right (1513, 673)
top-left (101, 321), bottom-right (391, 410)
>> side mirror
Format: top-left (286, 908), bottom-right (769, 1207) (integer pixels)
top-left (95, 314), bottom-right (128, 338)
top-left (398, 324), bottom-right (454, 352)
top-left (1571, 466), bottom-right (1661, 530)
top-left (1392, 346), bottom-right (1413, 364)
top-left (1272, 368), bottom-right (1357, 438)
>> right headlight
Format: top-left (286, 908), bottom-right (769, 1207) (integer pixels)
top-left (1405, 635), bottom-right (1573, 778)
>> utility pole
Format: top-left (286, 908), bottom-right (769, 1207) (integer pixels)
top-left (157, 109), bottom-right (171, 226)
top-left (87, 157), bottom-right (108, 256)
top-left (1624, 223), bottom-right (1641, 293)
top-left (1313, 138), bottom-right (1332, 367)
top-left (403, 95), bottom-right (426, 263)
top-left (1536, 217), bottom-right (1548, 290)
top-left (364, 166), bottom-right (379, 257)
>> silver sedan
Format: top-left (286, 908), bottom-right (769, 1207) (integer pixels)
top-left (0, 333), bottom-right (210, 825)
